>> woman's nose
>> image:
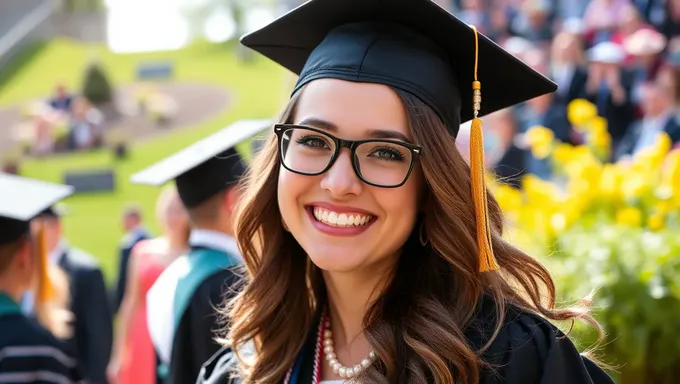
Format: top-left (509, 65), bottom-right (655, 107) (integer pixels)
top-left (320, 149), bottom-right (363, 198)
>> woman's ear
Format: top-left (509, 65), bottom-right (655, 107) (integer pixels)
top-left (15, 240), bottom-right (34, 285)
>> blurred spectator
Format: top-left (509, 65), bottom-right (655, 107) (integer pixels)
top-left (632, 0), bottom-right (667, 30)
top-left (68, 97), bottom-right (105, 151)
top-left (459, 0), bottom-right (491, 34)
top-left (112, 205), bottom-right (151, 315)
top-left (48, 83), bottom-right (74, 114)
top-left (31, 207), bottom-right (113, 384)
top-left (551, 31), bottom-right (589, 105)
top-left (556, 0), bottom-right (591, 20)
top-left (615, 81), bottom-right (680, 160)
top-left (502, 36), bottom-right (537, 60)
top-left (108, 187), bottom-right (190, 384)
top-left (485, 109), bottom-right (527, 189)
top-left (612, 4), bottom-right (657, 64)
top-left (585, 41), bottom-right (637, 148)
top-left (33, 115), bottom-right (55, 156)
top-left (509, 0), bottom-right (553, 45)
top-left (660, 0), bottom-right (680, 39)
top-left (623, 28), bottom-right (667, 103)
top-left (655, 63), bottom-right (680, 113)
top-left (584, 0), bottom-right (634, 45)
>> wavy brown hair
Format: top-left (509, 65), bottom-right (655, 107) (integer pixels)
top-left (224, 86), bottom-right (602, 383)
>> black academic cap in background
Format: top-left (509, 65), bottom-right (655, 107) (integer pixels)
top-left (130, 119), bottom-right (270, 208)
top-left (240, 0), bottom-right (556, 135)
top-left (0, 173), bottom-right (74, 245)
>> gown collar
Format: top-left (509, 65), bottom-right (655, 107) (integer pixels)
top-left (0, 292), bottom-right (22, 317)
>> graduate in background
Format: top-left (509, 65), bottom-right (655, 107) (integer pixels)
top-left (130, 120), bottom-right (268, 384)
top-left (30, 206), bottom-right (113, 384)
top-left (113, 205), bottom-right (151, 314)
top-left (0, 173), bottom-right (82, 383)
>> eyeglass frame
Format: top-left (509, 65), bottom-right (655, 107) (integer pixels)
top-left (273, 124), bottom-right (424, 188)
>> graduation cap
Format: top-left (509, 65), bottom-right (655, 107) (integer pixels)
top-left (0, 173), bottom-right (74, 245)
top-left (241, 0), bottom-right (557, 272)
top-left (130, 120), bottom-right (270, 208)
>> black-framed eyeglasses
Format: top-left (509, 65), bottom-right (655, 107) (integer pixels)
top-left (274, 124), bottom-right (423, 188)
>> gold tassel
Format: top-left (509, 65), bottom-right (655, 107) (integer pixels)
top-left (470, 26), bottom-right (499, 272)
top-left (36, 222), bottom-right (54, 302)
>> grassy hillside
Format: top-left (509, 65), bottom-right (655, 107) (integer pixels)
top-left (0, 38), bottom-right (287, 280)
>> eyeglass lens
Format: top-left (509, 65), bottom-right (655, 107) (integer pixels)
top-left (279, 127), bottom-right (414, 187)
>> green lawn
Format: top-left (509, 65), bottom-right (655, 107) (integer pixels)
top-left (0, 38), bottom-right (287, 281)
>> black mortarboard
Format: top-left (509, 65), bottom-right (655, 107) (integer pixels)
top-left (240, 0), bottom-right (556, 135)
top-left (0, 173), bottom-right (74, 245)
top-left (241, 0), bottom-right (557, 272)
top-left (130, 119), bottom-right (269, 208)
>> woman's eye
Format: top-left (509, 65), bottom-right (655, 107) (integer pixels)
top-left (296, 136), bottom-right (330, 149)
top-left (371, 148), bottom-right (406, 161)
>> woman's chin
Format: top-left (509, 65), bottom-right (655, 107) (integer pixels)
top-left (307, 251), bottom-right (366, 273)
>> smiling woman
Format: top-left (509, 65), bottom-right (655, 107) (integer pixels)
top-left (195, 0), bottom-right (616, 383)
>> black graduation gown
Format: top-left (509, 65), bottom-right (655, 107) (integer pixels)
top-left (0, 294), bottom-right (83, 383)
top-left (58, 247), bottom-right (113, 384)
top-left (168, 268), bottom-right (241, 384)
top-left (196, 297), bottom-right (615, 384)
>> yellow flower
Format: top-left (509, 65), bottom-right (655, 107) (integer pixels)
top-left (494, 184), bottom-right (523, 214)
top-left (590, 128), bottom-right (611, 149)
top-left (662, 150), bottom-right (680, 187)
top-left (522, 174), bottom-right (563, 206)
top-left (620, 173), bottom-right (649, 200)
top-left (567, 99), bottom-right (598, 127)
top-left (552, 143), bottom-right (574, 165)
top-left (588, 116), bottom-right (608, 135)
top-left (599, 163), bottom-right (623, 198)
top-left (647, 213), bottom-right (665, 231)
top-left (655, 132), bottom-right (672, 155)
top-left (616, 207), bottom-right (642, 227)
top-left (632, 147), bottom-right (666, 177)
top-left (525, 125), bottom-right (555, 159)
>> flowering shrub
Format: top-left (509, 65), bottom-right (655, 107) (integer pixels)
top-left (491, 99), bottom-right (680, 383)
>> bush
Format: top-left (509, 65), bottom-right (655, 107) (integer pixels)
top-left (81, 62), bottom-right (113, 105)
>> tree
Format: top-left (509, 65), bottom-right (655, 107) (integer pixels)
top-left (81, 61), bottom-right (113, 105)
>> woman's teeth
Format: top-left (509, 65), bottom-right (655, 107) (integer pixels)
top-left (312, 207), bottom-right (373, 227)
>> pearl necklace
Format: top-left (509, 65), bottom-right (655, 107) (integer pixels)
top-left (322, 315), bottom-right (377, 379)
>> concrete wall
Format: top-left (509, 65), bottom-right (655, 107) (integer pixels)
top-left (0, 0), bottom-right (57, 70)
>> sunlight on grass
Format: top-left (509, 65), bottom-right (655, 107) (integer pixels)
top-left (0, 38), bottom-right (286, 279)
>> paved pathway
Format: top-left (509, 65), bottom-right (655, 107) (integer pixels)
top-left (0, 82), bottom-right (231, 155)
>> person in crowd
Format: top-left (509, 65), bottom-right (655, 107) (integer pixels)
top-left (631, 0), bottom-right (667, 30)
top-left (615, 81), bottom-right (680, 160)
top-left (623, 28), bottom-right (668, 104)
top-left (508, 0), bottom-right (553, 45)
top-left (0, 173), bottom-right (82, 383)
top-left (48, 83), bottom-right (74, 115)
top-left (660, 0), bottom-right (680, 39)
top-left (550, 31), bottom-right (589, 106)
top-left (583, 0), bottom-right (635, 45)
top-left (515, 49), bottom-right (572, 179)
top-left (108, 186), bottom-right (191, 384)
top-left (585, 41), bottom-right (637, 150)
top-left (655, 62), bottom-right (680, 115)
top-left (457, 110), bottom-right (527, 189)
top-left (113, 205), bottom-right (151, 314)
top-left (27, 205), bottom-right (113, 384)
top-left (131, 122), bottom-right (266, 384)
top-left (67, 97), bottom-right (105, 151)
top-left (612, 3), bottom-right (656, 64)
top-left (198, 0), bottom-right (615, 383)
